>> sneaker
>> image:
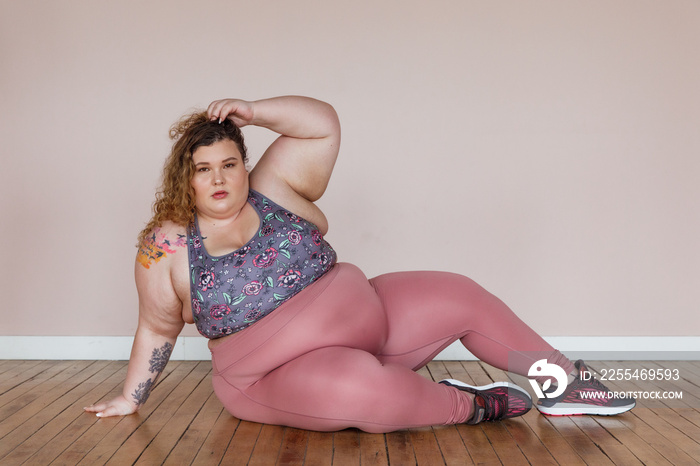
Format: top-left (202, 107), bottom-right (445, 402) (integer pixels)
top-left (535, 360), bottom-right (636, 416)
top-left (439, 379), bottom-right (532, 424)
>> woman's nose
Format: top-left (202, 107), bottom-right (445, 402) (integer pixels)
top-left (213, 170), bottom-right (224, 185)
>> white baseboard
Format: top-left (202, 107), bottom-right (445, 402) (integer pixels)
top-left (0, 336), bottom-right (698, 361)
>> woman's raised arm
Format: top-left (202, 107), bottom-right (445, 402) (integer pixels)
top-left (207, 96), bottom-right (341, 202)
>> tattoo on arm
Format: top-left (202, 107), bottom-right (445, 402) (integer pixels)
top-left (149, 342), bottom-right (173, 373)
top-left (137, 229), bottom-right (187, 269)
top-left (131, 342), bottom-right (174, 407)
top-left (132, 379), bottom-right (155, 406)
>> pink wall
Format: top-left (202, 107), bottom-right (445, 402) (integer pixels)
top-left (1, 1), bottom-right (698, 337)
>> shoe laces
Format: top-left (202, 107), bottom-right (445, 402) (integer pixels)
top-left (478, 392), bottom-right (507, 421)
top-left (585, 374), bottom-right (609, 392)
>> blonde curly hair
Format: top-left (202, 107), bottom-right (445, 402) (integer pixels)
top-left (137, 111), bottom-right (248, 245)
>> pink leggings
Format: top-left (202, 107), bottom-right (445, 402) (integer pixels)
top-left (210, 263), bottom-right (573, 432)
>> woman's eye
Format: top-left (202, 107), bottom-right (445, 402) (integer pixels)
top-left (198, 167), bottom-right (209, 172)
top-left (224, 163), bottom-right (235, 169)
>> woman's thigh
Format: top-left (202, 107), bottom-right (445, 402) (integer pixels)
top-left (370, 270), bottom-right (520, 368)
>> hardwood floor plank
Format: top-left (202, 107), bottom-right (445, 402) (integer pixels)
top-left (136, 362), bottom-right (214, 465)
top-left (0, 360), bottom-right (45, 393)
top-left (502, 414), bottom-right (557, 466)
top-left (358, 431), bottom-right (388, 466)
top-left (1, 359), bottom-right (695, 466)
top-left (676, 361), bottom-right (700, 379)
top-left (408, 426), bottom-right (446, 465)
top-left (568, 415), bottom-right (642, 465)
top-left (303, 431), bottom-right (334, 465)
top-left (104, 361), bottom-right (204, 465)
top-left (527, 420), bottom-right (587, 466)
top-left (441, 361), bottom-right (472, 381)
top-left (385, 430), bottom-right (416, 465)
top-left (610, 362), bottom-right (700, 459)
top-left (594, 415), bottom-right (674, 465)
top-left (275, 427), bottom-right (309, 466)
top-left (629, 362), bottom-right (700, 441)
top-left (594, 361), bottom-right (699, 465)
top-left (247, 424), bottom-right (285, 465)
top-left (415, 365), bottom-right (432, 382)
top-left (218, 420), bottom-right (262, 465)
top-left (75, 361), bottom-right (184, 465)
top-left (4, 361), bottom-right (125, 465)
top-left (0, 360), bottom-right (76, 415)
top-left (162, 391), bottom-right (226, 466)
top-left (481, 422), bottom-right (529, 465)
top-left (332, 429), bottom-right (361, 466)
top-left (43, 363), bottom-right (130, 465)
top-left (0, 361), bottom-right (102, 459)
top-left (543, 415), bottom-right (615, 465)
top-left (431, 425), bottom-right (472, 465)
top-left (426, 361), bottom-right (451, 383)
top-left (622, 408), bottom-right (700, 463)
top-left (453, 425), bottom-right (499, 466)
top-left (190, 411), bottom-right (240, 466)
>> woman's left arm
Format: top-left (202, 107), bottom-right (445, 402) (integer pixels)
top-left (207, 96), bottom-right (341, 202)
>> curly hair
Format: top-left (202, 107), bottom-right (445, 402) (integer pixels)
top-left (137, 111), bottom-right (248, 245)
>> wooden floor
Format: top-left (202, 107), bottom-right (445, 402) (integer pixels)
top-left (1, 360), bottom-right (699, 466)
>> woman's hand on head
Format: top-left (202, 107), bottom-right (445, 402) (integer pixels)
top-left (207, 99), bottom-right (255, 127)
top-left (84, 395), bottom-right (138, 418)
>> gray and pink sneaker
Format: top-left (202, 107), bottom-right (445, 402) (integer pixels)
top-left (439, 379), bottom-right (532, 424)
top-left (535, 360), bottom-right (636, 416)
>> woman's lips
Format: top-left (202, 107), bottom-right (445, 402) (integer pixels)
top-left (212, 191), bottom-right (228, 199)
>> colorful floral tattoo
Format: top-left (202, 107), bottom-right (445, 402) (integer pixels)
top-left (131, 342), bottom-right (174, 407)
top-left (137, 228), bottom-right (186, 269)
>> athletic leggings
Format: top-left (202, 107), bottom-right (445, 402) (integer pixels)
top-left (210, 262), bottom-right (574, 433)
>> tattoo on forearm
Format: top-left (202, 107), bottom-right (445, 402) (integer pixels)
top-left (149, 342), bottom-right (173, 373)
top-left (131, 342), bottom-right (174, 407)
top-left (132, 379), bottom-right (155, 406)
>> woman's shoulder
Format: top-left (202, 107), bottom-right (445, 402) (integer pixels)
top-left (136, 220), bottom-right (189, 271)
top-left (249, 177), bottom-right (329, 234)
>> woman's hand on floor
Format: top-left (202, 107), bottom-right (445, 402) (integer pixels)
top-left (84, 395), bottom-right (138, 417)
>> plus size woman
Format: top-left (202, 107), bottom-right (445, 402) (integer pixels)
top-left (85, 95), bottom-right (635, 431)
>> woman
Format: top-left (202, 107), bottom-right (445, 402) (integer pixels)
top-left (85, 96), bottom-right (634, 431)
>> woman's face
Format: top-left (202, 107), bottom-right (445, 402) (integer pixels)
top-left (190, 139), bottom-right (249, 220)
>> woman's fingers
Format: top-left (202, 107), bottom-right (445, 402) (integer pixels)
top-left (207, 99), bottom-right (234, 122)
top-left (83, 397), bottom-right (136, 417)
top-left (206, 99), bottom-right (226, 121)
top-left (95, 404), bottom-right (129, 417)
top-left (206, 99), bottom-right (254, 126)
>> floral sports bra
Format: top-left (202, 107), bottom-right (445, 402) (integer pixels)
top-left (187, 189), bottom-right (337, 339)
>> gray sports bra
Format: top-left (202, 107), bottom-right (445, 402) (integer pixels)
top-left (187, 189), bottom-right (337, 339)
